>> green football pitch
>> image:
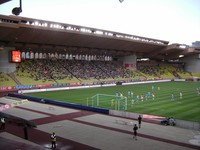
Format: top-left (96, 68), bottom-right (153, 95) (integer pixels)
top-left (26, 81), bottom-right (200, 122)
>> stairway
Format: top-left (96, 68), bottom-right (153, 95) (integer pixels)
top-left (7, 72), bottom-right (22, 85)
top-left (135, 70), bottom-right (147, 79)
top-left (171, 71), bottom-right (181, 79)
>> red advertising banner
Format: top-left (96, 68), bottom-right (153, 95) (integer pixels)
top-left (35, 84), bottom-right (52, 88)
top-left (68, 82), bottom-right (82, 86)
top-left (124, 63), bottom-right (136, 68)
top-left (0, 86), bottom-right (15, 91)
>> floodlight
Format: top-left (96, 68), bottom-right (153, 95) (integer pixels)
top-left (12, 0), bottom-right (22, 16)
top-left (179, 55), bottom-right (184, 58)
top-left (12, 7), bottom-right (22, 15)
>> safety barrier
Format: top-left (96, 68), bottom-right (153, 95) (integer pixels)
top-left (0, 111), bottom-right (36, 128)
top-left (110, 110), bottom-right (200, 130)
top-left (8, 93), bottom-right (109, 114)
top-left (175, 119), bottom-right (200, 130)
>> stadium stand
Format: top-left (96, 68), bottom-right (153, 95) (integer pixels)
top-left (0, 13), bottom-right (200, 150)
top-left (0, 72), bottom-right (16, 87)
top-left (12, 59), bottom-right (132, 85)
top-left (0, 58), bottom-right (197, 87)
top-left (0, 5), bottom-right (200, 150)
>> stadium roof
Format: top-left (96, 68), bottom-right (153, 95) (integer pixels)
top-left (0, 14), bottom-right (199, 60)
top-left (0, 0), bottom-right (11, 5)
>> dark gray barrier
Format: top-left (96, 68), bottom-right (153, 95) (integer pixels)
top-left (8, 93), bottom-right (109, 114)
top-left (0, 112), bottom-right (36, 128)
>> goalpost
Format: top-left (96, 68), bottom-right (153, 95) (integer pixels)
top-left (87, 93), bottom-right (127, 111)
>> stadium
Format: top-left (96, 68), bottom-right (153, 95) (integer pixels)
top-left (0, 0), bottom-right (200, 150)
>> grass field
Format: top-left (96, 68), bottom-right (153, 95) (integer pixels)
top-left (26, 81), bottom-right (200, 122)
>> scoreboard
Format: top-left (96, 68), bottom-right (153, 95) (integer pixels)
top-left (10, 50), bottom-right (21, 63)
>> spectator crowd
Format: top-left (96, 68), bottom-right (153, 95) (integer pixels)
top-left (15, 59), bottom-right (131, 82)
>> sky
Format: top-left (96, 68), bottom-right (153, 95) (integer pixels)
top-left (0, 0), bottom-right (200, 45)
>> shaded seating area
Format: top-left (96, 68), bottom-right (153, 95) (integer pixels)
top-left (137, 64), bottom-right (192, 80)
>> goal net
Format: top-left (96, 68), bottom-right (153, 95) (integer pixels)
top-left (87, 93), bottom-right (127, 111)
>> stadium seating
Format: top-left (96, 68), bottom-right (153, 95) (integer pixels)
top-left (0, 72), bottom-right (16, 86)
top-left (12, 59), bottom-right (131, 85)
top-left (192, 73), bottom-right (200, 77)
top-left (0, 59), bottom-right (198, 87)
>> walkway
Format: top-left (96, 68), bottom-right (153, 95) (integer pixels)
top-left (0, 97), bottom-right (200, 150)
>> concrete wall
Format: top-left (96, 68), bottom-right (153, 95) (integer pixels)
top-left (0, 47), bottom-right (16, 73)
top-left (176, 119), bottom-right (200, 130)
top-left (180, 54), bottom-right (200, 73)
top-left (119, 55), bottom-right (137, 70)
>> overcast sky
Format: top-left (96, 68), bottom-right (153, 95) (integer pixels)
top-left (0, 0), bottom-right (200, 45)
